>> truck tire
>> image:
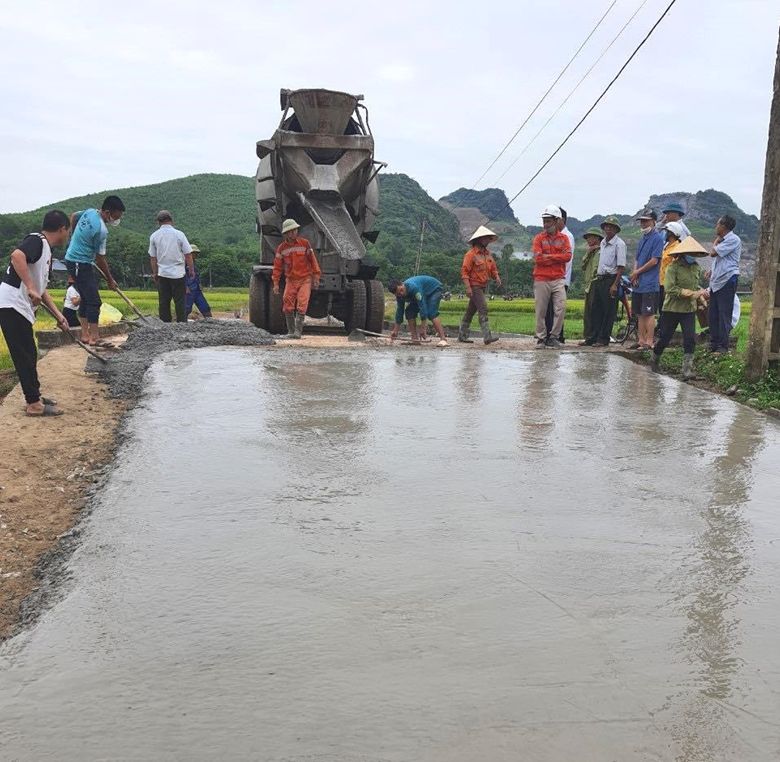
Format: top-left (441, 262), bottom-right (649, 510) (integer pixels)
top-left (344, 279), bottom-right (367, 334)
top-left (268, 281), bottom-right (287, 335)
top-left (365, 279), bottom-right (385, 334)
top-left (248, 275), bottom-right (268, 329)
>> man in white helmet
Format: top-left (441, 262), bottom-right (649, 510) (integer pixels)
top-left (272, 219), bottom-right (321, 339)
top-left (531, 205), bottom-right (572, 349)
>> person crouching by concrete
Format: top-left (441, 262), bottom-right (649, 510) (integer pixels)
top-left (651, 236), bottom-right (709, 379)
top-left (582, 216), bottom-right (626, 347)
top-left (185, 245), bottom-right (212, 319)
top-left (531, 205), bottom-right (572, 349)
top-left (149, 210), bottom-right (194, 323)
top-left (272, 219), bottom-right (321, 339)
top-left (580, 227), bottom-right (604, 342)
top-left (458, 225), bottom-right (501, 344)
top-left (62, 276), bottom-right (81, 328)
top-left (0, 210), bottom-right (72, 416)
top-left (388, 276), bottom-right (448, 347)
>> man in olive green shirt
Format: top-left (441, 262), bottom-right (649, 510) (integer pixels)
top-left (580, 227), bottom-right (604, 342)
top-left (651, 235), bottom-right (708, 379)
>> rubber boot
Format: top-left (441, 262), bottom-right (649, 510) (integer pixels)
top-left (650, 353), bottom-right (660, 372)
top-left (682, 353), bottom-right (694, 380)
top-left (480, 316), bottom-right (499, 345)
top-left (458, 319), bottom-right (474, 343)
top-left (284, 313), bottom-right (297, 339)
top-left (293, 312), bottom-right (304, 339)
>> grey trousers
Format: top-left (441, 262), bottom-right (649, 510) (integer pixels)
top-left (462, 286), bottom-right (488, 324)
top-left (534, 279), bottom-right (566, 340)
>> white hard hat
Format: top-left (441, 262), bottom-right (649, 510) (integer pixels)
top-left (281, 218), bottom-right (300, 234)
top-left (663, 221), bottom-right (684, 239)
top-left (541, 204), bottom-right (562, 219)
top-left (468, 225), bottom-right (497, 242)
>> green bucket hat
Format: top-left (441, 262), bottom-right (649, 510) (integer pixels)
top-left (583, 227), bottom-right (605, 240)
top-left (600, 215), bottom-right (622, 233)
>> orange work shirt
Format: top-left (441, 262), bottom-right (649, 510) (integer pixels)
top-left (531, 231), bottom-right (572, 281)
top-left (460, 246), bottom-right (499, 288)
top-left (272, 237), bottom-right (322, 285)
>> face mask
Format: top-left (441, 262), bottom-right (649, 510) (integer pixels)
top-left (683, 255), bottom-right (696, 265)
top-left (108, 218), bottom-right (121, 227)
top-left (640, 224), bottom-right (653, 234)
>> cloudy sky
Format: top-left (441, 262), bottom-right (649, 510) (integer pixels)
top-left (1, 0), bottom-right (777, 224)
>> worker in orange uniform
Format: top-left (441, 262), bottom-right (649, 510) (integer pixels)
top-left (272, 218), bottom-right (321, 339)
top-left (458, 225), bottom-right (501, 344)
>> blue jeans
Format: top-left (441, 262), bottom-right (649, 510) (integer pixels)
top-left (708, 274), bottom-right (737, 351)
top-left (404, 289), bottom-right (443, 321)
top-left (185, 287), bottom-right (212, 317)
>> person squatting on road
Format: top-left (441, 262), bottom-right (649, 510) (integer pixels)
top-left (149, 210), bottom-right (194, 323)
top-left (629, 209), bottom-right (664, 350)
top-left (651, 236), bottom-right (709, 379)
top-left (582, 215), bottom-right (626, 347)
top-left (458, 225), bottom-right (501, 345)
top-left (64, 196), bottom-right (123, 348)
top-left (708, 214), bottom-right (742, 353)
top-left (531, 205), bottom-right (572, 349)
top-left (580, 227), bottom-right (604, 342)
top-left (272, 218), bottom-right (321, 340)
top-left (388, 275), bottom-right (448, 347)
top-left (185, 245), bottom-right (212, 319)
top-left (0, 211), bottom-right (72, 416)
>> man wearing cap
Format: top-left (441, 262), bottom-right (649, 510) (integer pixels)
top-left (707, 215), bottom-right (742, 353)
top-left (658, 202), bottom-right (690, 240)
top-left (458, 225), bottom-right (501, 344)
top-left (629, 210), bottom-right (664, 349)
top-left (584, 216), bottom-right (625, 346)
top-left (580, 227), bottom-right (604, 341)
top-left (272, 219), bottom-right (321, 339)
top-left (544, 207), bottom-right (576, 344)
top-left (388, 275), bottom-right (448, 347)
top-left (149, 210), bottom-right (194, 323)
top-left (531, 205), bottom-right (572, 349)
top-left (185, 244), bottom-right (212, 319)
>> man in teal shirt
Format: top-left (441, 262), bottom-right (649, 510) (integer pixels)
top-left (64, 195), bottom-right (124, 346)
top-left (388, 275), bottom-right (448, 346)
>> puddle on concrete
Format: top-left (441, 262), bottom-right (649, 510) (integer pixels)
top-left (1, 349), bottom-right (779, 761)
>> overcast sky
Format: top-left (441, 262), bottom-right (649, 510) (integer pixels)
top-left (1, 0), bottom-right (777, 224)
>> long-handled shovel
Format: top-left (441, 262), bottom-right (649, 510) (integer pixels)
top-left (92, 266), bottom-right (151, 325)
top-left (39, 301), bottom-right (108, 364)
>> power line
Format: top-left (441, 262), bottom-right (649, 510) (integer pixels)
top-left (489, 0), bottom-right (679, 223)
top-left (454, 0), bottom-right (618, 204)
top-left (490, 0), bottom-right (652, 187)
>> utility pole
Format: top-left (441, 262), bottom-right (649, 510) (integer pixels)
top-left (414, 219), bottom-right (426, 275)
top-left (747, 26), bottom-right (780, 379)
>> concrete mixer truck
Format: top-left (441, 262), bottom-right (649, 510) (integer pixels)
top-left (249, 88), bottom-right (386, 335)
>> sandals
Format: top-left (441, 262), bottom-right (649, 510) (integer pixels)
top-left (26, 403), bottom-right (63, 417)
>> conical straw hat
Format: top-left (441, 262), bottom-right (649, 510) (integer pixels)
top-left (675, 236), bottom-right (709, 257)
top-left (468, 225), bottom-right (497, 242)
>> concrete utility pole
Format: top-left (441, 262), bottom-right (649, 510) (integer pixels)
top-left (747, 26), bottom-right (780, 379)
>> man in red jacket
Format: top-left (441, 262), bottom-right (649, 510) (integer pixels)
top-left (531, 205), bottom-right (572, 349)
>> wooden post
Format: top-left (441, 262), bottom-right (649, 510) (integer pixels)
top-left (747, 26), bottom-right (780, 379)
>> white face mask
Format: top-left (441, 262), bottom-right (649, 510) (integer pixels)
top-left (108, 218), bottom-right (121, 227)
top-left (640, 223), bottom-right (653, 234)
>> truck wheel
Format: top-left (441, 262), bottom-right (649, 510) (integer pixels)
top-left (248, 275), bottom-right (268, 329)
top-left (365, 279), bottom-right (385, 334)
top-left (268, 281), bottom-right (287, 335)
top-left (344, 279), bottom-right (367, 334)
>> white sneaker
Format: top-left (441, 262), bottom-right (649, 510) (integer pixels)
top-left (436, 339), bottom-right (449, 347)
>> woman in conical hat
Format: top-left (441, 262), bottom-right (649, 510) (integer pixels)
top-left (458, 225), bottom-right (502, 345)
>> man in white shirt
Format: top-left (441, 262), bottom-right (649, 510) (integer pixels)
top-left (149, 210), bottom-right (194, 323)
top-left (583, 216), bottom-right (626, 346)
top-left (545, 206), bottom-right (576, 343)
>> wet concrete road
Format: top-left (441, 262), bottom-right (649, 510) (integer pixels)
top-left (2, 348), bottom-right (780, 761)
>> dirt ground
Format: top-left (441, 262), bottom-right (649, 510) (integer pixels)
top-left (0, 344), bottom-right (125, 640)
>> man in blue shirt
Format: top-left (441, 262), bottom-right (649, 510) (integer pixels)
top-left (64, 195), bottom-right (124, 347)
top-left (629, 209), bottom-right (664, 349)
top-left (388, 275), bottom-right (449, 346)
top-left (708, 214), bottom-right (741, 353)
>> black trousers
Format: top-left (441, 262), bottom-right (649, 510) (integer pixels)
top-left (157, 277), bottom-right (186, 323)
top-left (65, 261), bottom-right (101, 323)
top-left (654, 311), bottom-right (696, 356)
top-left (587, 276), bottom-right (618, 344)
top-left (545, 284), bottom-right (568, 341)
top-left (63, 307), bottom-right (80, 327)
top-left (708, 275), bottom-right (738, 351)
top-left (0, 307), bottom-right (40, 404)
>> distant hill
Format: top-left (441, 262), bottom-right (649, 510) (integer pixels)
top-left (439, 187), bottom-right (518, 224)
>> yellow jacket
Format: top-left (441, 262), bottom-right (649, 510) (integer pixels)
top-left (659, 239), bottom-right (682, 287)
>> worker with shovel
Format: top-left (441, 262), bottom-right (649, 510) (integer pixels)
top-left (0, 211), bottom-right (72, 416)
top-left (388, 276), bottom-right (449, 347)
top-left (272, 219), bottom-right (321, 339)
top-left (458, 225), bottom-right (501, 345)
